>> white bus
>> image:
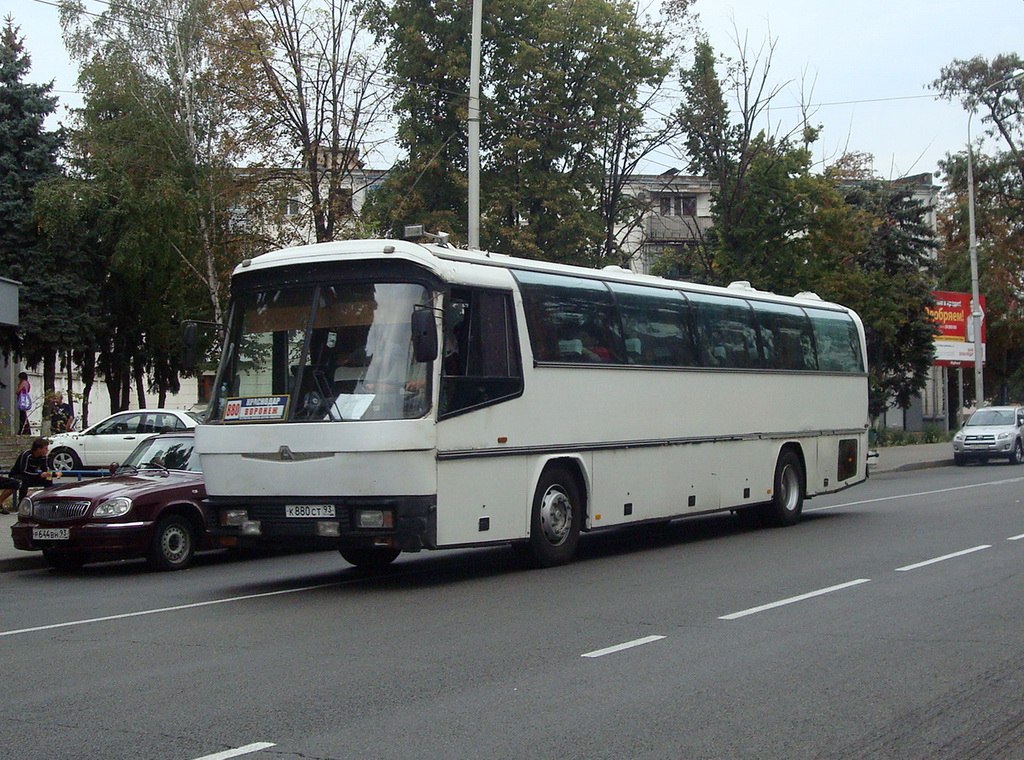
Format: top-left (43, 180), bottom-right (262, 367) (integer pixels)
top-left (195, 238), bottom-right (868, 569)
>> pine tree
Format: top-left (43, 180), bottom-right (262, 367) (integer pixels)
top-left (0, 18), bottom-right (63, 392)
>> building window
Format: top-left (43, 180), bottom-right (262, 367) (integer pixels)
top-left (281, 198), bottom-right (300, 217)
top-left (658, 194), bottom-right (697, 217)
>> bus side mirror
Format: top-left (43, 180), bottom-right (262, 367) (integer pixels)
top-left (411, 309), bottom-right (438, 362)
top-left (182, 322), bottom-right (198, 372)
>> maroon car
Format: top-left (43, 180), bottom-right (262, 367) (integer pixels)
top-left (11, 431), bottom-right (215, 571)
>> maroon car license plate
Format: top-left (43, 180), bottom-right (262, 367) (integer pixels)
top-left (33, 528), bottom-right (70, 540)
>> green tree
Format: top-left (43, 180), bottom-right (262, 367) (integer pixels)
top-left (674, 36), bottom-right (938, 419)
top-left (482, 0), bottom-right (677, 265)
top-left (0, 18), bottom-right (63, 411)
top-left (223, 0), bottom-right (389, 244)
top-left (364, 0), bottom-right (682, 265)
top-left (31, 177), bottom-right (111, 427)
top-left (62, 0), bottom-right (241, 325)
top-left (933, 54), bottom-right (1024, 402)
top-left (361, 0), bottom-right (470, 239)
top-left (673, 37), bottom-right (827, 289)
top-left (53, 0), bottom-right (242, 410)
top-left (818, 183), bottom-right (938, 420)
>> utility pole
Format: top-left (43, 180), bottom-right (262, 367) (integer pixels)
top-left (467, 0), bottom-right (482, 249)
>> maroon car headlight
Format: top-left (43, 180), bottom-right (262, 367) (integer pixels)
top-left (18, 497), bottom-right (33, 517)
top-left (94, 496), bottom-right (133, 518)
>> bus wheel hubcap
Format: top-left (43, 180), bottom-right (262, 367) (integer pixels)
top-left (540, 487), bottom-right (572, 545)
top-left (780, 465), bottom-right (799, 511)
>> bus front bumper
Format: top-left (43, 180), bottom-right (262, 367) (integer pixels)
top-left (205, 495), bottom-right (437, 552)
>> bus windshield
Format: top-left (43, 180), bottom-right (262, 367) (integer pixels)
top-left (209, 280), bottom-right (433, 423)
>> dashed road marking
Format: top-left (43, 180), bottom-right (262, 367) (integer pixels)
top-left (895, 545), bottom-right (991, 572)
top-left (193, 743), bottom-right (276, 760)
top-left (719, 579), bottom-right (872, 620)
top-left (581, 635), bottom-right (666, 658)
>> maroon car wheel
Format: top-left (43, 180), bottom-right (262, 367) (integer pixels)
top-left (148, 515), bottom-right (196, 571)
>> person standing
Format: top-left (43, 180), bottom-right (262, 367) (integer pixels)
top-left (15, 372), bottom-right (31, 435)
top-left (50, 391), bottom-right (75, 433)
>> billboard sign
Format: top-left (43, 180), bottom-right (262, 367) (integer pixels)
top-left (928, 290), bottom-right (986, 367)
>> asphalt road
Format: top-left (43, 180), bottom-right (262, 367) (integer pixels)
top-left (3, 462), bottom-right (1024, 760)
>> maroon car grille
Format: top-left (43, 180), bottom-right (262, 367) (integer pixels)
top-left (34, 500), bottom-right (92, 521)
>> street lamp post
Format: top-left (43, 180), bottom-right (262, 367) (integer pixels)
top-left (966, 111), bottom-right (984, 409)
top-left (467, 0), bottom-right (482, 250)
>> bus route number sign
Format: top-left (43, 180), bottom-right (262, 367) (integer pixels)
top-left (224, 396), bottom-right (289, 422)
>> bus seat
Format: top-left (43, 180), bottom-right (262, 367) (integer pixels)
top-left (333, 366), bottom-right (363, 393)
top-left (334, 366), bottom-right (363, 382)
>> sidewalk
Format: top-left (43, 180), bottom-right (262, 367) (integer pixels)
top-left (869, 442), bottom-right (952, 474)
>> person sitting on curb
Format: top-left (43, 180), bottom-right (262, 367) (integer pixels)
top-left (0, 473), bottom-right (20, 514)
top-left (0, 438), bottom-right (59, 513)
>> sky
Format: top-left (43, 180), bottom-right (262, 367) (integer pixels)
top-left (7, 0), bottom-right (1024, 184)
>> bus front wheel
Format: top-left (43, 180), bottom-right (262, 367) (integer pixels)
top-left (340, 546), bottom-right (400, 572)
top-left (524, 466), bottom-right (582, 567)
top-left (765, 450), bottom-right (804, 527)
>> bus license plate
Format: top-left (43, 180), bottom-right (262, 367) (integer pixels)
top-left (285, 504), bottom-right (336, 518)
top-left (33, 528), bottom-right (70, 540)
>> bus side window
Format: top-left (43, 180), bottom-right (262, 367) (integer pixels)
top-left (514, 270), bottom-right (626, 365)
top-left (754, 302), bottom-right (817, 371)
top-left (440, 288), bottom-right (524, 417)
top-left (608, 282), bottom-right (696, 367)
top-left (688, 293), bottom-right (759, 369)
top-left (807, 310), bottom-right (864, 373)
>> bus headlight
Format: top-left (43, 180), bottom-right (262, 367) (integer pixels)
top-left (316, 521), bottom-right (341, 537)
top-left (221, 509), bottom-right (249, 526)
top-left (241, 520), bottom-right (262, 536)
top-left (356, 510), bottom-right (393, 529)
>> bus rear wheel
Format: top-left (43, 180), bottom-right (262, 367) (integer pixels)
top-left (764, 450), bottom-right (804, 527)
top-left (340, 546), bottom-right (400, 572)
top-left (523, 465), bottom-right (582, 567)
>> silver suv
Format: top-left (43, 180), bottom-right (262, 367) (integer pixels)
top-left (952, 405), bottom-right (1024, 466)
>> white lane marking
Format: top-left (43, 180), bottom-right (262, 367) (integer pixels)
top-left (719, 579), bottom-right (871, 620)
top-left (0, 580), bottom-right (352, 638)
top-left (193, 743), bottom-right (276, 760)
top-left (895, 544), bottom-right (991, 572)
top-left (1008, 533), bottom-right (1024, 541)
top-left (806, 476), bottom-right (1024, 513)
top-left (581, 635), bottom-right (666, 658)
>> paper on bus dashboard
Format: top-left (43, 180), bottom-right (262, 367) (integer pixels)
top-left (332, 393), bottom-right (375, 420)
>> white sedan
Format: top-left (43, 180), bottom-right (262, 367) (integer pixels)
top-left (48, 409), bottom-right (202, 471)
